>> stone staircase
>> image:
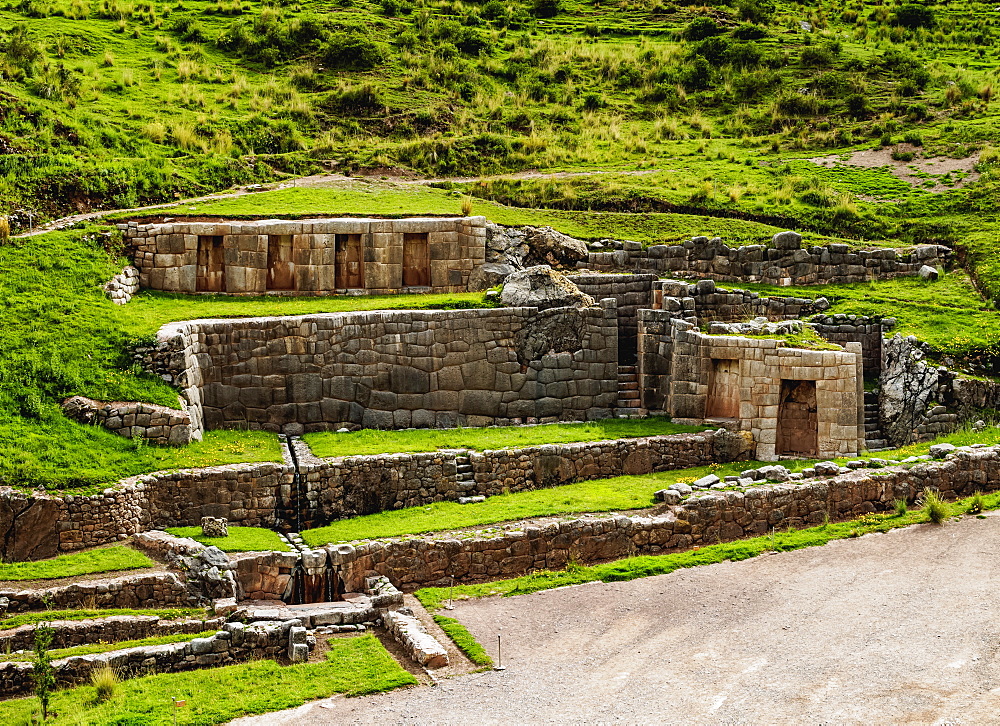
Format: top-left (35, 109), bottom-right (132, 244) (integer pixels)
top-left (864, 391), bottom-right (889, 451)
top-left (455, 453), bottom-right (482, 503)
top-left (616, 365), bottom-right (643, 417)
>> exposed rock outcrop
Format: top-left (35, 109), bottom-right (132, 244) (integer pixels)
top-left (880, 334), bottom-right (940, 447)
top-left (500, 265), bottom-right (595, 310)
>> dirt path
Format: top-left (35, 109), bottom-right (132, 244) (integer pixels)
top-left (13, 168), bottom-right (659, 238)
top-left (233, 512), bottom-right (1000, 725)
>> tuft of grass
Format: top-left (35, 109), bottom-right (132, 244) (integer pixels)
top-left (0, 634), bottom-right (415, 722)
top-left (0, 546), bottom-right (152, 582)
top-left (894, 498), bottom-right (909, 517)
top-left (968, 490), bottom-right (985, 514)
top-left (164, 526), bottom-right (290, 552)
top-left (920, 487), bottom-right (948, 525)
top-left (433, 615), bottom-right (493, 667)
top-left (89, 665), bottom-right (119, 702)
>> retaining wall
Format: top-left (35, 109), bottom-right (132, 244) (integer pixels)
top-left (585, 235), bottom-right (950, 285)
top-left (148, 304), bottom-right (619, 435)
top-left (0, 619), bottom-right (303, 699)
top-left (61, 396), bottom-right (194, 446)
top-left (0, 614), bottom-right (224, 653)
top-left (333, 445), bottom-right (1000, 591)
top-left (0, 430), bottom-right (747, 560)
top-left (0, 572), bottom-right (196, 613)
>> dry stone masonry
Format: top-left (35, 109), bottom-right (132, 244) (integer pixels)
top-left (584, 230), bottom-right (951, 285)
top-left (149, 304), bottom-right (619, 434)
top-left (103, 265), bottom-right (140, 304)
top-left (120, 216), bottom-right (487, 295)
top-left (61, 395), bottom-right (194, 446)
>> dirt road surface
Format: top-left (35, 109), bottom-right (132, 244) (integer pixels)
top-left (233, 514), bottom-right (1000, 725)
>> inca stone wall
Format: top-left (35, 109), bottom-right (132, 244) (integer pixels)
top-left (0, 572), bottom-right (196, 613)
top-left (151, 304), bottom-right (619, 434)
top-left (584, 232), bottom-right (951, 285)
top-left (664, 320), bottom-right (864, 460)
top-left (61, 395), bottom-right (195, 446)
top-left (334, 445), bottom-right (1000, 591)
top-left (0, 614), bottom-right (225, 654)
top-left (0, 430), bottom-right (746, 560)
top-left (120, 216), bottom-right (486, 295)
top-left (569, 273), bottom-right (656, 363)
top-left (0, 619), bottom-right (305, 699)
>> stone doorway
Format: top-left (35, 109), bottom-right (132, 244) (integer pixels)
top-left (335, 233), bottom-right (364, 289)
top-left (196, 235), bottom-right (225, 292)
top-left (266, 234), bottom-right (295, 290)
top-left (777, 379), bottom-right (818, 457)
top-left (706, 359), bottom-right (741, 420)
top-left (402, 232), bottom-right (430, 287)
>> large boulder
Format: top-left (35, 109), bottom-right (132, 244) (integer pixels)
top-left (880, 334), bottom-right (940, 447)
top-left (485, 223), bottom-right (529, 267)
top-left (500, 265), bottom-right (595, 309)
top-left (467, 262), bottom-right (515, 291)
top-left (523, 226), bottom-right (589, 268)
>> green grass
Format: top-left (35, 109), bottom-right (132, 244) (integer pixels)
top-left (735, 272), bottom-right (1000, 356)
top-left (165, 526), bottom-right (290, 552)
top-left (415, 490), bottom-right (1000, 611)
top-left (0, 546), bottom-right (153, 582)
top-left (0, 608), bottom-right (207, 631)
top-left (119, 289), bottom-right (488, 338)
top-left (304, 417), bottom-right (705, 459)
top-left (0, 633), bottom-right (416, 724)
top-left (0, 630), bottom-right (216, 662)
top-left (432, 615), bottom-right (493, 667)
top-left (299, 462), bottom-right (747, 546)
top-left (301, 428), bottom-right (1000, 546)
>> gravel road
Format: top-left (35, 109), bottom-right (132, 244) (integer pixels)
top-left (233, 513), bottom-right (1000, 725)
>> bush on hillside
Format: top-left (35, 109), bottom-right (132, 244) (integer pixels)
top-left (893, 3), bottom-right (934, 29)
top-left (322, 32), bottom-right (388, 70)
top-left (683, 17), bottom-right (721, 41)
top-left (531, 0), bottom-right (562, 18)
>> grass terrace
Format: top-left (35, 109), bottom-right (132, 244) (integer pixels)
top-left (0, 630), bottom-right (216, 662)
top-left (738, 272), bottom-right (1000, 357)
top-left (0, 546), bottom-right (153, 582)
top-left (165, 526), bottom-right (290, 552)
top-left (303, 417), bottom-right (705, 459)
top-left (414, 489), bottom-right (1000, 611)
top-left (0, 633), bottom-right (416, 723)
top-left (0, 608), bottom-right (208, 631)
top-left (300, 428), bottom-right (1000, 546)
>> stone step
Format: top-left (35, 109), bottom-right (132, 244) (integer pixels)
top-left (618, 391), bottom-right (640, 400)
top-left (619, 381), bottom-right (639, 391)
top-left (865, 423), bottom-right (880, 433)
top-left (866, 439), bottom-right (888, 449)
top-left (617, 400), bottom-right (642, 408)
top-left (457, 464), bottom-right (473, 472)
top-left (618, 374), bottom-right (638, 383)
top-left (618, 365), bottom-right (637, 372)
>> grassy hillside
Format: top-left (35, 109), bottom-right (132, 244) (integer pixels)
top-left (5, 0), bottom-right (1000, 221)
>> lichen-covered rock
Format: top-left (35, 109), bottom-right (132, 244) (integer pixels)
top-left (880, 335), bottom-right (940, 447)
top-left (500, 265), bottom-right (595, 309)
top-left (524, 226), bottom-right (589, 268)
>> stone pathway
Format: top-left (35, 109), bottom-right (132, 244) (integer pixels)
top-left (232, 512), bottom-right (1000, 724)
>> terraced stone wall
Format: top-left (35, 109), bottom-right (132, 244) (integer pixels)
top-left (585, 235), bottom-right (950, 285)
top-left (335, 446), bottom-right (1000, 591)
top-left (151, 304), bottom-right (619, 434)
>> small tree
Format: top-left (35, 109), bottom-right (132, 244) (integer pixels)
top-left (32, 623), bottom-right (56, 720)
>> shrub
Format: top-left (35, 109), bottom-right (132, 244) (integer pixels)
top-left (920, 487), bottom-right (948, 525)
top-left (530, 0), bottom-right (562, 18)
top-left (846, 93), bottom-right (868, 119)
top-left (893, 3), bottom-right (934, 29)
top-left (683, 17), bottom-right (721, 41)
top-left (735, 0), bottom-right (774, 24)
top-left (681, 55), bottom-right (712, 91)
top-left (582, 92), bottom-right (604, 111)
top-left (322, 32), bottom-right (387, 70)
top-left (91, 664), bottom-right (119, 702)
top-left (32, 623), bottom-right (56, 720)
top-left (732, 23), bottom-right (767, 40)
top-left (894, 498), bottom-right (908, 517)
